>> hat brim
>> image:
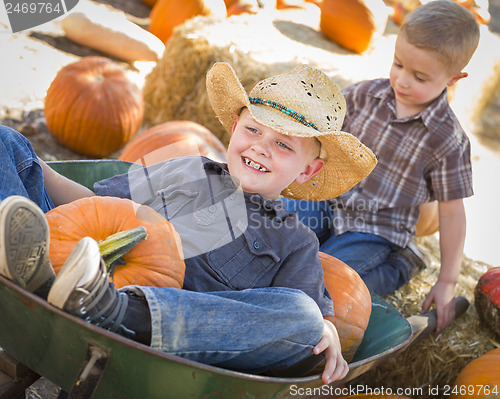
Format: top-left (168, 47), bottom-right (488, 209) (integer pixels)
top-left (206, 62), bottom-right (377, 201)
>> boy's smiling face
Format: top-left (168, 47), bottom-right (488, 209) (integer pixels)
top-left (226, 108), bottom-right (324, 200)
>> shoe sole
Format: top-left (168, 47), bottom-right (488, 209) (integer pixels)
top-left (0, 196), bottom-right (52, 292)
top-left (47, 236), bottom-right (101, 309)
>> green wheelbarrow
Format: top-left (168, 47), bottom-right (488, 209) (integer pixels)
top-left (0, 160), bottom-right (469, 399)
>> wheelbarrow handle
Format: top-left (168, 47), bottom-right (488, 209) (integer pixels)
top-left (407, 295), bottom-right (469, 347)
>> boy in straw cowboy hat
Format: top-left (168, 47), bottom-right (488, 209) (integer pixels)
top-left (284, 0), bottom-right (480, 333)
top-left (0, 62), bottom-right (376, 383)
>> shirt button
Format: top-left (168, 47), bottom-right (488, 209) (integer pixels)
top-left (230, 193), bottom-right (236, 200)
top-left (253, 241), bottom-right (261, 250)
top-left (208, 205), bottom-right (217, 213)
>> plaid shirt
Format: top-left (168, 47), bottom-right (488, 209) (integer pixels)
top-left (332, 79), bottom-right (473, 247)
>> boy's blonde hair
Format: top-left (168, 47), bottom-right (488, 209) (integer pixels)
top-left (400, 0), bottom-right (480, 74)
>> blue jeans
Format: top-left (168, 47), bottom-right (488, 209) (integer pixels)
top-left (0, 126), bottom-right (324, 374)
top-left (0, 125), bottom-right (54, 212)
top-left (140, 286), bottom-right (324, 373)
top-left (282, 198), bottom-right (417, 297)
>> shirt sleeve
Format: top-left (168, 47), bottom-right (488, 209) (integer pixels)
top-left (94, 173), bottom-right (132, 198)
top-left (427, 134), bottom-right (474, 202)
top-left (93, 157), bottom-right (203, 204)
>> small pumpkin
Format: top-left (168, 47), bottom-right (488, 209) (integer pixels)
top-left (389, 0), bottom-right (490, 26)
top-left (224, 0), bottom-right (260, 15)
top-left (415, 201), bottom-right (439, 236)
top-left (149, 0), bottom-right (227, 43)
top-left (474, 267), bottom-right (500, 340)
top-left (46, 196), bottom-right (185, 289)
top-left (276, 0), bottom-right (308, 9)
top-left (119, 120), bottom-right (227, 165)
top-left (44, 56), bottom-right (144, 157)
top-left (320, 252), bottom-right (372, 362)
top-left (450, 347), bottom-right (500, 399)
top-left (305, 0), bottom-right (322, 7)
top-left (319, 0), bottom-right (389, 54)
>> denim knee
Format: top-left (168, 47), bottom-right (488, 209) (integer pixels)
top-left (284, 289), bottom-right (324, 345)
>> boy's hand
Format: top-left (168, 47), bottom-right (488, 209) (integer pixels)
top-left (313, 319), bottom-right (349, 385)
top-left (422, 280), bottom-right (456, 333)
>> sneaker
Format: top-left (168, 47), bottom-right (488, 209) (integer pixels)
top-left (47, 237), bottom-right (130, 334)
top-left (398, 239), bottom-right (428, 274)
top-left (0, 195), bottom-right (55, 298)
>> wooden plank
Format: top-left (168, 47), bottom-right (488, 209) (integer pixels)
top-left (0, 349), bottom-right (31, 379)
top-left (0, 349), bottom-right (40, 399)
top-left (0, 369), bottom-right (40, 399)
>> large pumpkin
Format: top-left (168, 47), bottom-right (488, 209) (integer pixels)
top-left (450, 348), bottom-right (500, 398)
top-left (119, 120), bottom-right (227, 165)
top-left (319, 0), bottom-right (389, 54)
top-left (149, 0), bottom-right (227, 43)
top-left (44, 56), bottom-right (144, 157)
top-left (46, 196), bottom-right (185, 289)
top-left (320, 252), bottom-right (372, 362)
top-left (474, 267), bottom-right (500, 340)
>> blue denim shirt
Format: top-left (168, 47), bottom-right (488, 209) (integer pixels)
top-left (94, 156), bottom-right (333, 317)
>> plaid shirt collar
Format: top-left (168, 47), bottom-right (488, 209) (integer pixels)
top-left (372, 80), bottom-right (450, 132)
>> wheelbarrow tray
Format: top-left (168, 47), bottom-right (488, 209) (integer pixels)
top-left (0, 274), bottom-right (412, 399)
top-left (0, 160), bottom-right (459, 398)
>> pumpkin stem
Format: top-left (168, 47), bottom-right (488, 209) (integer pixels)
top-left (98, 226), bottom-right (147, 276)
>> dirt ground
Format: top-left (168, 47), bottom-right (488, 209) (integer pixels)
top-left (1, 1), bottom-right (500, 398)
top-left (1, 0), bottom-right (499, 161)
top-left (0, 0), bottom-right (153, 161)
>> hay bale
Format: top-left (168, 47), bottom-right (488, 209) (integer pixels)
top-left (449, 25), bottom-right (500, 134)
top-left (142, 9), bottom-right (500, 146)
top-left (142, 8), bottom-right (394, 146)
top-left (348, 234), bottom-right (499, 399)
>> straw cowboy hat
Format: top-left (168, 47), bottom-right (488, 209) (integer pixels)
top-left (206, 62), bottom-right (377, 201)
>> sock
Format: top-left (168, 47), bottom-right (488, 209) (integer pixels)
top-left (122, 294), bottom-right (152, 346)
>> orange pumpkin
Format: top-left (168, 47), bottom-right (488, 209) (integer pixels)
top-left (44, 56), bottom-right (144, 157)
top-left (415, 201), bottom-right (439, 236)
top-left (224, 0), bottom-right (260, 15)
top-left (305, 0), bottom-right (322, 7)
top-left (46, 196), bottom-right (185, 289)
top-left (319, 0), bottom-right (389, 54)
top-left (450, 348), bottom-right (500, 398)
top-left (474, 267), bottom-right (500, 340)
top-left (119, 120), bottom-right (227, 165)
top-left (149, 0), bottom-right (227, 43)
top-left (276, 0), bottom-right (308, 9)
top-left (389, 1), bottom-right (490, 26)
top-left (320, 252), bottom-right (371, 362)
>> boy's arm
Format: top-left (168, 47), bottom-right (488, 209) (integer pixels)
top-left (314, 319), bottom-right (349, 385)
top-left (39, 158), bottom-right (95, 206)
top-left (421, 198), bottom-right (466, 332)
